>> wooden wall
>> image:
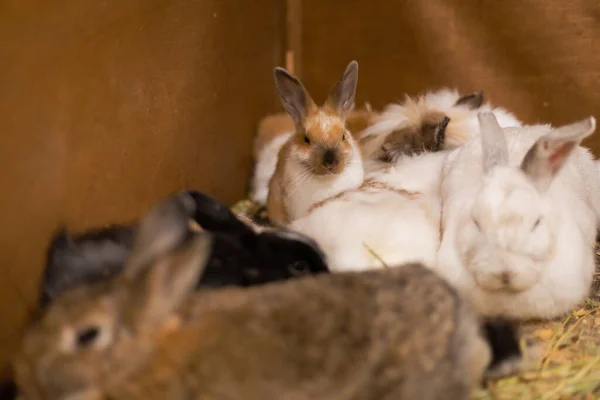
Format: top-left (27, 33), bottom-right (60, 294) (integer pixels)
top-left (0, 0), bottom-right (285, 375)
top-left (293, 0), bottom-right (600, 151)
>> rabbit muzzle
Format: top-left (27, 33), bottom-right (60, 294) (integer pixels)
top-left (466, 248), bottom-right (542, 293)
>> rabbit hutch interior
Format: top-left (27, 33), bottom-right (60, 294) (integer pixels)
top-left (2, 0), bottom-right (600, 399)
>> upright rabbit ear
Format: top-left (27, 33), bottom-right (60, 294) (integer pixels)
top-left (521, 117), bottom-right (596, 192)
top-left (325, 60), bottom-right (359, 118)
top-left (478, 111), bottom-right (509, 173)
top-left (125, 192), bottom-right (196, 276)
top-left (127, 233), bottom-right (213, 331)
top-left (273, 67), bottom-right (315, 126)
top-left (455, 90), bottom-right (484, 110)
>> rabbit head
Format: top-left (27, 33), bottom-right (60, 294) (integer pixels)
top-left (456, 112), bottom-right (596, 293)
top-left (359, 89), bottom-right (522, 164)
top-left (14, 194), bottom-right (213, 400)
top-left (273, 61), bottom-right (361, 176)
top-left (253, 229), bottom-right (329, 279)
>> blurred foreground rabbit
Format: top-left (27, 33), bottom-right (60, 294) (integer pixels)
top-left (39, 190), bottom-right (328, 309)
top-left (15, 193), bottom-right (521, 400)
top-left (436, 111), bottom-right (600, 320)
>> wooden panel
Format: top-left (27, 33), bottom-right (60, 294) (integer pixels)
top-left (299, 0), bottom-right (600, 152)
top-left (0, 0), bottom-right (285, 375)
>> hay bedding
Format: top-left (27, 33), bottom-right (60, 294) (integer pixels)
top-left (231, 199), bottom-right (600, 400)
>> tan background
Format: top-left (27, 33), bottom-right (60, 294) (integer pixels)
top-left (0, 0), bottom-right (285, 375)
top-left (297, 0), bottom-right (600, 148)
top-left (1, 0), bottom-right (600, 377)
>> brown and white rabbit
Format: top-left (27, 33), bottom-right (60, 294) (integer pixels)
top-left (267, 60), bottom-right (365, 225)
top-left (250, 105), bottom-right (377, 206)
top-left (358, 89), bottom-right (522, 166)
top-left (14, 190), bottom-right (522, 400)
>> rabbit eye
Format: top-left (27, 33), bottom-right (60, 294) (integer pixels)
top-left (304, 135), bottom-right (311, 144)
top-left (532, 217), bottom-right (542, 231)
top-left (288, 261), bottom-right (309, 276)
top-left (342, 133), bottom-right (346, 141)
top-left (76, 326), bottom-right (100, 348)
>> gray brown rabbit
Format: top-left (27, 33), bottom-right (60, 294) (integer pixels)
top-left (14, 193), bottom-right (521, 400)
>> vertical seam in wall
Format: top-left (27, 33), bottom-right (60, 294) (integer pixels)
top-left (285, 0), bottom-right (302, 78)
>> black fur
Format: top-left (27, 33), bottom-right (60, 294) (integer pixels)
top-left (184, 190), bottom-right (253, 236)
top-left (0, 378), bottom-right (17, 400)
top-left (39, 191), bottom-right (329, 309)
top-left (482, 318), bottom-right (522, 378)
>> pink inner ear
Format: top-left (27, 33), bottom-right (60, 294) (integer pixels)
top-left (548, 142), bottom-right (576, 174)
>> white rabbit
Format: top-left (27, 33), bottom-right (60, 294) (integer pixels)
top-left (435, 111), bottom-right (600, 320)
top-left (358, 88), bottom-right (522, 165)
top-left (289, 148), bottom-right (450, 272)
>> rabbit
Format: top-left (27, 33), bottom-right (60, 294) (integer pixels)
top-left (250, 105), bottom-right (378, 206)
top-left (435, 111), bottom-right (600, 320)
top-left (38, 190), bottom-right (329, 309)
top-left (267, 60), bottom-right (365, 225)
top-left (357, 88), bottom-right (522, 166)
top-left (289, 147), bottom-right (450, 272)
top-left (13, 197), bottom-right (523, 400)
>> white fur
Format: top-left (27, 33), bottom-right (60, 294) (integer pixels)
top-left (436, 116), bottom-right (600, 320)
top-left (250, 132), bottom-right (293, 204)
top-left (290, 151), bottom-right (449, 272)
top-left (284, 136), bottom-right (365, 221)
top-left (359, 88), bottom-right (522, 159)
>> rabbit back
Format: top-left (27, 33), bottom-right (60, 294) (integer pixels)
top-left (104, 265), bottom-right (488, 400)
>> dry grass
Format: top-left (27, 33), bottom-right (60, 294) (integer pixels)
top-left (231, 199), bottom-right (600, 400)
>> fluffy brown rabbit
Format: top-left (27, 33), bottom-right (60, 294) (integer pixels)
top-left (267, 60), bottom-right (365, 225)
top-left (14, 195), bottom-right (521, 400)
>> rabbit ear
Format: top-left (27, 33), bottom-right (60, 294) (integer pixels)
top-left (127, 233), bottom-right (213, 330)
top-left (521, 117), bottom-right (596, 192)
top-left (455, 90), bottom-right (484, 109)
top-left (273, 67), bottom-right (316, 126)
top-left (39, 227), bottom-right (74, 303)
top-left (478, 111), bottom-right (509, 173)
top-left (325, 60), bottom-right (359, 118)
top-left (125, 192), bottom-right (196, 276)
top-left (184, 190), bottom-right (253, 236)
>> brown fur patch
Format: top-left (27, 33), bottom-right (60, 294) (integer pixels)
top-left (266, 143), bottom-right (290, 226)
top-left (378, 110), bottom-right (448, 162)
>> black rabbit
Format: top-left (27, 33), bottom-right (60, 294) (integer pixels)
top-left (39, 190), bottom-right (329, 309)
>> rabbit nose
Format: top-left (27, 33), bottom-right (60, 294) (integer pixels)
top-left (494, 270), bottom-right (515, 287)
top-left (322, 149), bottom-right (338, 168)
